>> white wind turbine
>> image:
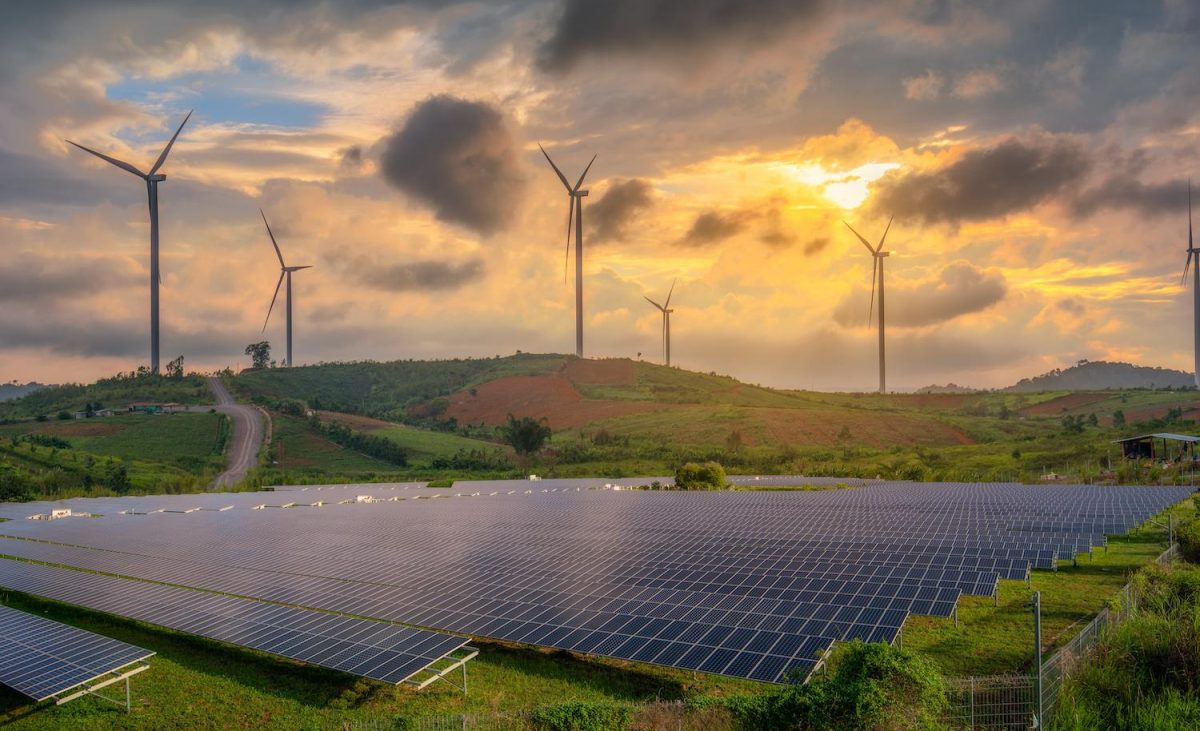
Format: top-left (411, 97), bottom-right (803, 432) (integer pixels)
top-left (539, 144), bottom-right (596, 358)
top-left (1182, 179), bottom-right (1199, 388)
top-left (643, 279), bottom-right (677, 366)
top-left (844, 216), bottom-right (894, 394)
top-left (259, 210), bottom-right (312, 368)
top-left (66, 110), bottom-right (193, 373)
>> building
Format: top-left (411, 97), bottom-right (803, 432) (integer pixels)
top-left (1113, 433), bottom-right (1200, 462)
top-left (127, 402), bottom-right (183, 415)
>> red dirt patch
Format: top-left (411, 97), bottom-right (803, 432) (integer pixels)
top-left (1116, 402), bottom-right (1200, 425)
top-left (31, 421), bottom-right (125, 437)
top-left (315, 411), bottom-right (396, 431)
top-left (561, 358), bottom-right (638, 386)
top-left (1019, 393), bottom-right (1111, 416)
top-left (444, 374), bottom-right (662, 428)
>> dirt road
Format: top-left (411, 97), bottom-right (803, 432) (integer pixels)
top-left (207, 377), bottom-right (264, 489)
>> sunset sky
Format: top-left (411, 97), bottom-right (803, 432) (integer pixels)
top-left (1, 0), bottom-right (1198, 390)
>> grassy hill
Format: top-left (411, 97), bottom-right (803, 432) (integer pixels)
top-left (227, 355), bottom-right (1200, 486)
top-left (0, 373), bottom-right (211, 421)
top-left (1007, 360), bottom-right (1195, 392)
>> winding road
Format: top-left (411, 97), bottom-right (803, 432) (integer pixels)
top-left (207, 377), bottom-right (265, 489)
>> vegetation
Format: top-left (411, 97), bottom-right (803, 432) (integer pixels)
top-left (307, 413), bottom-right (409, 466)
top-left (0, 372), bottom-right (211, 422)
top-left (244, 341), bottom-right (272, 369)
top-left (674, 461), bottom-right (728, 490)
top-left (501, 414), bottom-right (552, 458)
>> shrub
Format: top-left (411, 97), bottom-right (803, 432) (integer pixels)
top-left (0, 470), bottom-right (35, 502)
top-left (1177, 517), bottom-right (1200, 564)
top-left (527, 701), bottom-right (632, 731)
top-left (674, 461), bottom-right (727, 490)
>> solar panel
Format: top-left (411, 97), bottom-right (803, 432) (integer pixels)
top-left (0, 481), bottom-right (1189, 684)
top-left (0, 560), bottom-right (468, 686)
top-left (0, 604), bottom-right (153, 701)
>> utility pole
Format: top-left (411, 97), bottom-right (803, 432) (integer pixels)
top-left (1029, 590), bottom-right (1043, 727)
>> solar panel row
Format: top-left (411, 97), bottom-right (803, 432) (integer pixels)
top-left (0, 482), bottom-right (1189, 685)
top-left (0, 559), bottom-right (467, 685)
top-left (0, 604), bottom-right (153, 701)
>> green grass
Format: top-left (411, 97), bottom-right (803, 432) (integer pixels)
top-left (371, 425), bottom-right (507, 463)
top-left (0, 375), bottom-right (211, 422)
top-left (271, 414), bottom-right (399, 475)
top-left (0, 593), bottom-right (759, 730)
top-left (906, 497), bottom-right (1197, 676)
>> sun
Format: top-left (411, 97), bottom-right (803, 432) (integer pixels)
top-left (772, 161), bottom-right (900, 209)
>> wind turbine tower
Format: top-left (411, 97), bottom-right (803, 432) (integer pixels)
top-left (66, 111), bottom-right (192, 373)
top-left (1183, 180), bottom-right (1200, 388)
top-left (843, 217), bottom-right (894, 394)
top-left (539, 144), bottom-right (596, 358)
top-left (259, 210), bottom-right (312, 368)
top-left (644, 279), bottom-right (677, 366)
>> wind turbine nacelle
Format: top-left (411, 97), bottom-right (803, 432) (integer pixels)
top-left (573, 190), bottom-right (589, 197)
top-left (878, 251), bottom-right (891, 257)
top-left (148, 174), bottom-right (167, 182)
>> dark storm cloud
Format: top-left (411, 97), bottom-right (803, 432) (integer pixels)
top-left (379, 95), bottom-right (524, 234)
top-left (353, 257), bottom-right (485, 292)
top-left (337, 145), bottom-right (365, 171)
top-left (677, 210), bottom-right (755, 247)
top-left (803, 237), bottom-right (830, 256)
top-left (873, 135), bottom-right (1090, 224)
top-left (834, 262), bottom-right (1007, 328)
top-left (1071, 177), bottom-right (1190, 217)
top-left (587, 178), bottom-right (653, 243)
top-left (538, 0), bottom-right (825, 71)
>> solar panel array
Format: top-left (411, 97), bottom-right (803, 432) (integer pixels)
top-left (0, 604), bottom-right (153, 701)
top-left (0, 481), bottom-right (1191, 684)
top-left (0, 560), bottom-right (468, 685)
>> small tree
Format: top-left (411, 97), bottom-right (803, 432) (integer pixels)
top-left (675, 462), bottom-right (727, 490)
top-left (501, 415), bottom-right (552, 461)
top-left (1087, 412), bottom-right (1099, 428)
top-left (165, 355), bottom-right (185, 379)
top-left (244, 341), bottom-right (271, 370)
top-left (1112, 409), bottom-right (1126, 428)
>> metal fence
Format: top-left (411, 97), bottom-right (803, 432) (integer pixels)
top-left (943, 675), bottom-right (1037, 730)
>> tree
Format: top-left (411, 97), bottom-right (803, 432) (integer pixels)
top-left (500, 415), bottom-right (552, 458)
top-left (1087, 412), bottom-right (1099, 428)
top-left (675, 462), bottom-right (727, 490)
top-left (244, 341), bottom-right (271, 370)
top-left (1112, 409), bottom-right (1126, 428)
top-left (165, 355), bottom-right (185, 379)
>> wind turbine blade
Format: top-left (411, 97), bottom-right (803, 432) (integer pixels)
top-left (263, 271), bottom-right (285, 332)
top-left (1184, 252), bottom-right (1194, 288)
top-left (573, 154), bottom-right (597, 191)
top-left (842, 220), bottom-right (876, 255)
top-left (664, 278), bottom-right (676, 308)
top-left (564, 201), bottom-right (574, 283)
top-left (148, 109), bottom-right (192, 175)
top-left (877, 215), bottom-right (894, 253)
top-left (867, 258), bottom-right (878, 328)
top-left (65, 140), bottom-right (146, 178)
top-left (290, 265), bottom-right (313, 271)
top-left (539, 143), bottom-right (572, 191)
top-left (260, 209), bottom-right (286, 268)
top-left (644, 296), bottom-right (664, 312)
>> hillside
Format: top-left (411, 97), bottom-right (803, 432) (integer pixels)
top-left (1007, 360), bottom-right (1195, 392)
top-left (0, 382), bottom-right (46, 402)
top-left (0, 373), bottom-right (211, 421)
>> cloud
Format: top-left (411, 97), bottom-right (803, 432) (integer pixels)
top-left (587, 178), bottom-right (653, 243)
top-left (903, 70), bottom-right (943, 101)
top-left (677, 209), bottom-right (755, 247)
top-left (873, 134), bottom-right (1090, 223)
top-left (538, 0), bottom-right (824, 71)
top-left (952, 67), bottom-right (1008, 99)
top-left (351, 257), bottom-right (485, 292)
top-left (834, 262), bottom-right (1007, 328)
top-left (0, 253), bottom-right (139, 304)
top-left (0, 149), bottom-right (106, 208)
top-left (1071, 176), bottom-right (1189, 217)
top-left (379, 95), bottom-right (524, 234)
top-left (337, 145), bottom-right (365, 172)
top-left (803, 237), bottom-right (830, 256)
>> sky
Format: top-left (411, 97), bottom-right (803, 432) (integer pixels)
top-left (0, 0), bottom-right (1198, 390)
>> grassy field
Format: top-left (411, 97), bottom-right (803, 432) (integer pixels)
top-left (0, 593), bottom-right (759, 730)
top-left (0, 375), bottom-right (212, 422)
top-left (269, 414), bottom-right (398, 475)
top-left (370, 425), bottom-right (507, 463)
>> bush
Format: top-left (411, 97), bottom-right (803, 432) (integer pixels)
top-left (527, 701), bottom-right (631, 731)
top-left (674, 461), bottom-right (727, 490)
top-left (0, 470), bottom-right (35, 502)
top-left (1177, 517), bottom-right (1200, 564)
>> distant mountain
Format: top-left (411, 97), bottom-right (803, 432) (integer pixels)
top-left (1006, 361), bottom-right (1195, 392)
top-left (0, 382), bottom-right (47, 402)
top-left (915, 383), bottom-right (978, 394)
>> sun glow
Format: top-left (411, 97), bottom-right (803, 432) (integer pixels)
top-left (771, 160), bottom-right (900, 209)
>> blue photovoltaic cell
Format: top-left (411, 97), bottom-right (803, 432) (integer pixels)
top-left (0, 604), bottom-right (153, 700)
top-left (0, 481), bottom-right (1190, 684)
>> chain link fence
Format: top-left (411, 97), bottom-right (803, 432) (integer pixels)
top-left (942, 675), bottom-right (1037, 730)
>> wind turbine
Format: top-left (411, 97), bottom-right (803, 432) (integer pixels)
top-left (539, 144), bottom-right (596, 358)
top-left (1182, 179), bottom-right (1199, 388)
top-left (259, 209), bottom-right (312, 368)
top-left (66, 110), bottom-right (192, 373)
top-left (843, 216), bottom-right (894, 394)
top-left (644, 279), bottom-right (676, 366)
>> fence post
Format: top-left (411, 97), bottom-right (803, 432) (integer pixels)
top-left (969, 676), bottom-right (975, 730)
top-left (1032, 591), bottom-right (1043, 727)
